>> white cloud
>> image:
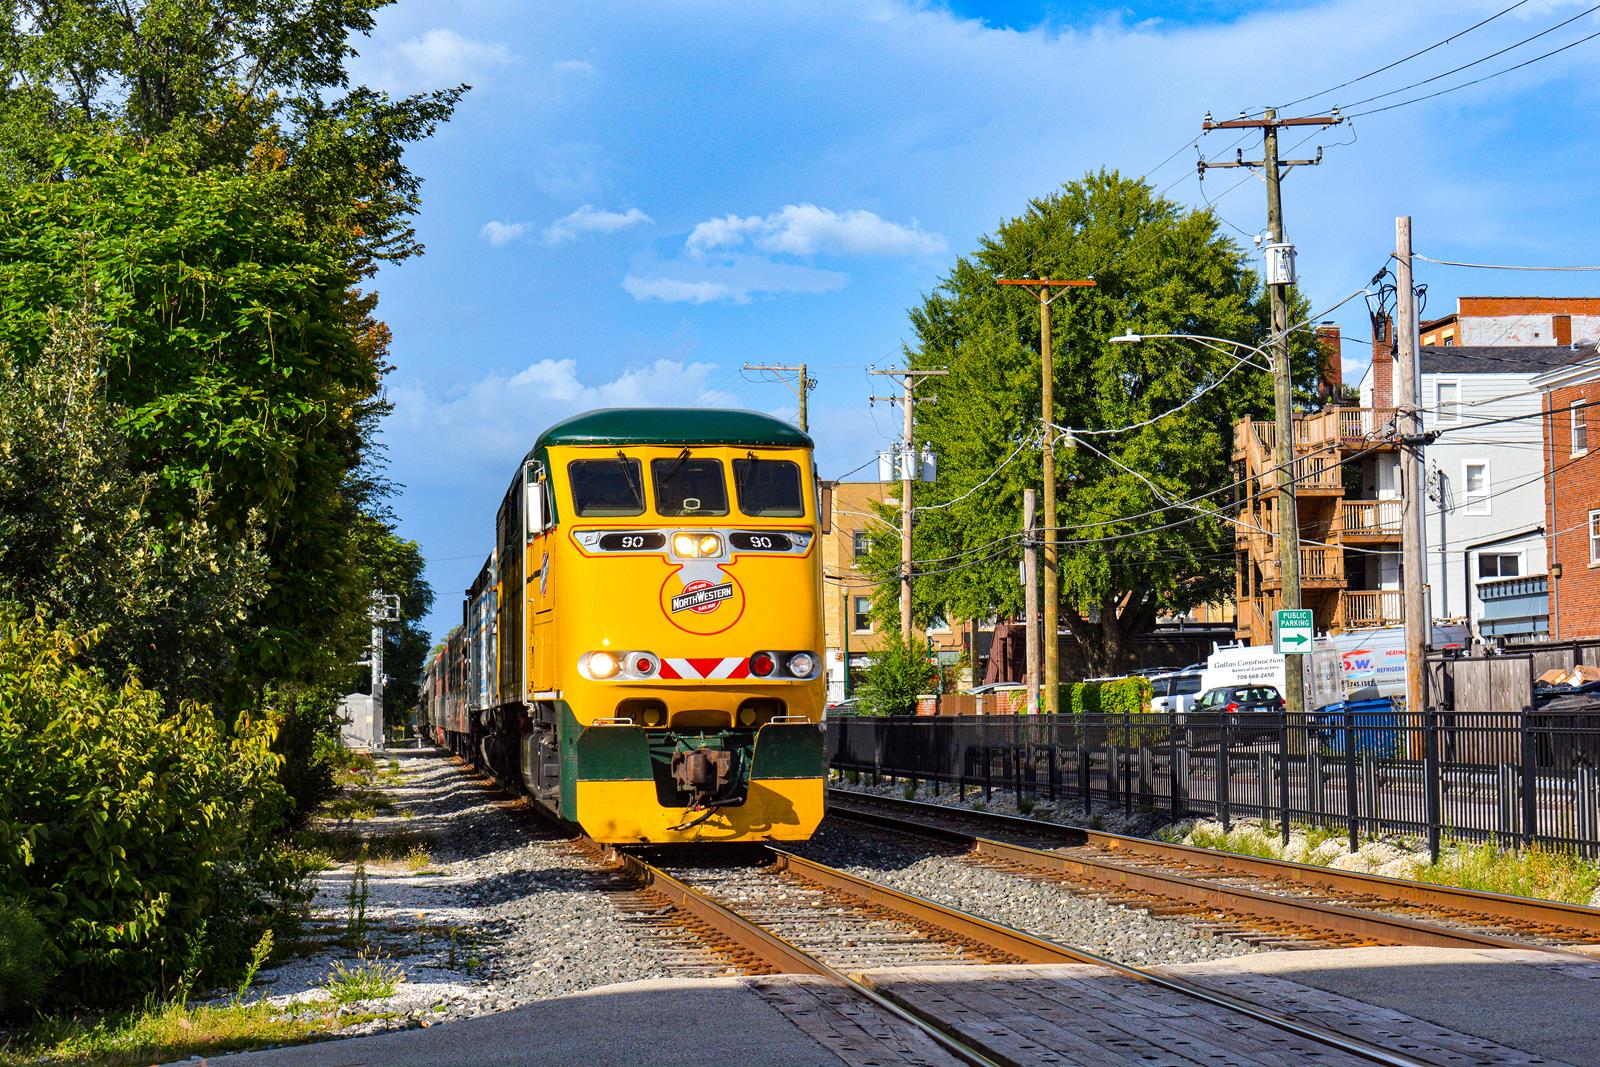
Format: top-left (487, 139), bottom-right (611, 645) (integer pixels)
top-left (553, 59), bottom-right (596, 76)
top-left (480, 220), bottom-right (529, 246)
top-left (543, 205), bottom-right (653, 246)
top-left (623, 253), bottom-right (849, 304)
top-left (394, 28), bottom-right (514, 85)
top-left (386, 359), bottom-right (737, 475)
top-left (686, 204), bottom-right (945, 258)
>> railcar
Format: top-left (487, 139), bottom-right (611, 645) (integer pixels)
top-left (429, 407), bottom-right (826, 844)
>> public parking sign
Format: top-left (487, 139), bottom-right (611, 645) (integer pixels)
top-left (1274, 608), bottom-right (1314, 654)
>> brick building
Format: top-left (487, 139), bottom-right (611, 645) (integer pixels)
top-left (821, 480), bottom-right (971, 702)
top-left (1533, 350), bottom-right (1600, 638)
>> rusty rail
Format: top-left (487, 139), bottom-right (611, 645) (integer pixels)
top-left (827, 790), bottom-right (1600, 950)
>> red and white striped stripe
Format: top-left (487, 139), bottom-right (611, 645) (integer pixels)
top-left (658, 657), bottom-right (750, 680)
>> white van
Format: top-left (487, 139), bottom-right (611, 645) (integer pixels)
top-left (1150, 670), bottom-right (1205, 714)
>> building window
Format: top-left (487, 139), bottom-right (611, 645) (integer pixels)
top-left (1435, 380), bottom-right (1460, 424)
top-left (928, 614), bottom-right (951, 634)
top-left (1574, 400), bottom-right (1589, 457)
top-left (1462, 461), bottom-right (1490, 515)
top-left (1591, 511), bottom-right (1600, 565)
top-left (851, 530), bottom-right (869, 559)
top-left (852, 596), bottom-right (873, 633)
top-left (1477, 553), bottom-right (1522, 580)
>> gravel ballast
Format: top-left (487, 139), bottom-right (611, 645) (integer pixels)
top-left (245, 749), bottom-right (730, 1036)
top-left (793, 823), bottom-right (1264, 966)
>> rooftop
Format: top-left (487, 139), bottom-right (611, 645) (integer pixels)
top-left (531, 407), bottom-right (812, 454)
top-left (1419, 344), bottom-right (1596, 375)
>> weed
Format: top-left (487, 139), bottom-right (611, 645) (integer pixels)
top-left (1017, 795), bottom-right (1036, 816)
top-left (1413, 837), bottom-right (1600, 904)
top-left (0, 1000), bottom-right (389, 1067)
top-left (344, 849), bottom-right (370, 948)
top-left (232, 931), bottom-right (274, 1003)
top-left (1087, 815), bottom-right (1104, 830)
top-left (902, 778), bottom-right (917, 800)
top-left (402, 844), bottom-right (433, 873)
top-left (323, 952), bottom-right (404, 1004)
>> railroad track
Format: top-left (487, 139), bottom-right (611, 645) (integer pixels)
top-left (826, 787), bottom-right (1600, 954)
top-left (587, 842), bottom-right (1444, 1066)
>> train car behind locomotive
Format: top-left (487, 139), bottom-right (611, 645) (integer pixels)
top-left (436, 408), bottom-right (826, 844)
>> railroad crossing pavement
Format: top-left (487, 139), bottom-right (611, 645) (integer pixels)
top-left (189, 949), bottom-right (1600, 1066)
top-left (1162, 946), bottom-right (1600, 1067)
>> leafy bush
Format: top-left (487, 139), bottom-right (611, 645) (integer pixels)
top-left (1061, 677), bottom-right (1152, 715)
top-left (0, 892), bottom-right (54, 1019)
top-left (857, 631), bottom-right (937, 717)
top-left (0, 612), bottom-right (288, 1008)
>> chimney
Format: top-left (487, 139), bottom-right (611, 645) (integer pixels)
top-left (1314, 321), bottom-right (1342, 403)
top-left (1372, 313), bottom-right (1395, 409)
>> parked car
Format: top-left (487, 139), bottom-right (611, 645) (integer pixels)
top-left (1190, 685), bottom-right (1285, 742)
top-left (1150, 670), bottom-right (1204, 714)
top-left (824, 698), bottom-right (861, 717)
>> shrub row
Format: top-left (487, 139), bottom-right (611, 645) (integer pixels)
top-left (0, 612), bottom-right (298, 1015)
top-left (1060, 677), bottom-right (1153, 716)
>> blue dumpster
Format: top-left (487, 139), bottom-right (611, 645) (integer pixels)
top-left (1311, 698), bottom-right (1402, 758)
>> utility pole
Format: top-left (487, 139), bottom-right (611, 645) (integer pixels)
top-left (743, 363), bottom-right (816, 431)
top-left (367, 591), bottom-right (400, 750)
top-left (870, 367), bottom-right (948, 640)
top-left (1396, 216), bottom-right (1429, 715)
top-left (1199, 107), bottom-right (1341, 716)
top-left (994, 277), bottom-right (1096, 715)
top-left (1023, 487), bottom-right (1040, 715)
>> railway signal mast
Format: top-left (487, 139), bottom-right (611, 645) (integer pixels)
top-left (1198, 107), bottom-right (1341, 717)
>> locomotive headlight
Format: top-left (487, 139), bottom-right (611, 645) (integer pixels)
top-left (697, 533), bottom-right (722, 556)
top-left (786, 652), bottom-right (817, 678)
top-left (586, 651), bottom-right (620, 679)
top-left (672, 532), bottom-right (700, 557)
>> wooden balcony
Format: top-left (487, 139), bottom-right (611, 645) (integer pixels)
top-left (1257, 451), bottom-right (1344, 494)
top-left (1339, 499), bottom-right (1402, 541)
top-left (1234, 407), bottom-right (1401, 463)
top-left (1258, 545), bottom-right (1344, 588)
top-left (1340, 589), bottom-right (1404, 629)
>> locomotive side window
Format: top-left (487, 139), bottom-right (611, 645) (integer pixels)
top-left (569, 457), bottom-right (645, 516)
top-left (733, 458), bottom-right (805, 517)
top-left (651, 454), bottom-right (729, 516)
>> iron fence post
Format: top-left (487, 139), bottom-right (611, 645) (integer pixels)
top-left (1521, 711), bottom-right (1537, 848)
top-left (1079, 746), bottom-right (1091, 816)
top-left (984, 743), bottom-right (992, 802)
top-left (1219, 715), bottom-right (1232, 832)
top-left (1169, 714), bottom-right (1181, 817)
top-left (1278, 710), bottom-right (1291, 847)
top-left (1424, 706), bottom-right (1441, 863)
top-left (1344, 704), bottom-right (1359, 854)
top-left (1123, 708), bottom-right (1133, 816)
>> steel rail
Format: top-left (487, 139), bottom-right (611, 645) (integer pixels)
top-left (766, 846), bottom-right (1428, 1067)
top-left (599, 844), bottom-right (1003, 1067)
top-left (828, 789), bottom-right (1600, 943)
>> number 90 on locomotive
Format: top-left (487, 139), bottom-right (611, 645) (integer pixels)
top-left (420, 408), bottom-right (827, 844)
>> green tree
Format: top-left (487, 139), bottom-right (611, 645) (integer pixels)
top-left (856, 630), bottom-right (936, 717)
top-left (0, 300), bottom-right (268, 706)
top-left (874, 171), bottom-right (1317, 676)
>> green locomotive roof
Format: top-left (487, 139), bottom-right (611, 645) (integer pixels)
top-left (532, 407), bottom-right (813, 453)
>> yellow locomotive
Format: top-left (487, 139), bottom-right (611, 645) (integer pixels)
top-left (422, 408), bottom-right (826, 843)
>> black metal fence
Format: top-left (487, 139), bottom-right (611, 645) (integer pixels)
top-left (825, 710), bottom-right (1600, 859)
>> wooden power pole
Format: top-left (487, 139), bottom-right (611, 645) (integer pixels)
top-left (1395, 216), bottom-right (1428, 715)
top-left (1023, 487), bottom-right (1040, 714)
top-left (743, 363), bottom-right (816, 431)
top-left (870, 366), bottom-right (947, 640)
top-left (1199, 107), bottom-right (1341, 715)
top-left (994, 277), bottom-right (1096, 715)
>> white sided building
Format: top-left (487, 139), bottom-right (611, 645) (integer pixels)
top-left (1357, 298), bottom-right (1595, 641)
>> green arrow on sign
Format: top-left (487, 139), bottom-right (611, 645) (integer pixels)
top-left (1281, 633), bottom-right (1308, 646)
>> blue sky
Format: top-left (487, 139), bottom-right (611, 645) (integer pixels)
top-left (349, 1), bottom-right (1600, 639)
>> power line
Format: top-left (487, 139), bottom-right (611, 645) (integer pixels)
top-left (1346, 20), bottom-right (1600, 118)
top-left (1416, 252), bottom-right (1600, 272)
top-left (1276, 0), bottom-right (1534, 111)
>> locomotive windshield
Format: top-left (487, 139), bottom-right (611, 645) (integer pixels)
top-left (569, 457), bottom-right (645, 516)
top-left (732, 458), bottom-right (804, 517)
top-left (651, 453), bottom-right (729, 516)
